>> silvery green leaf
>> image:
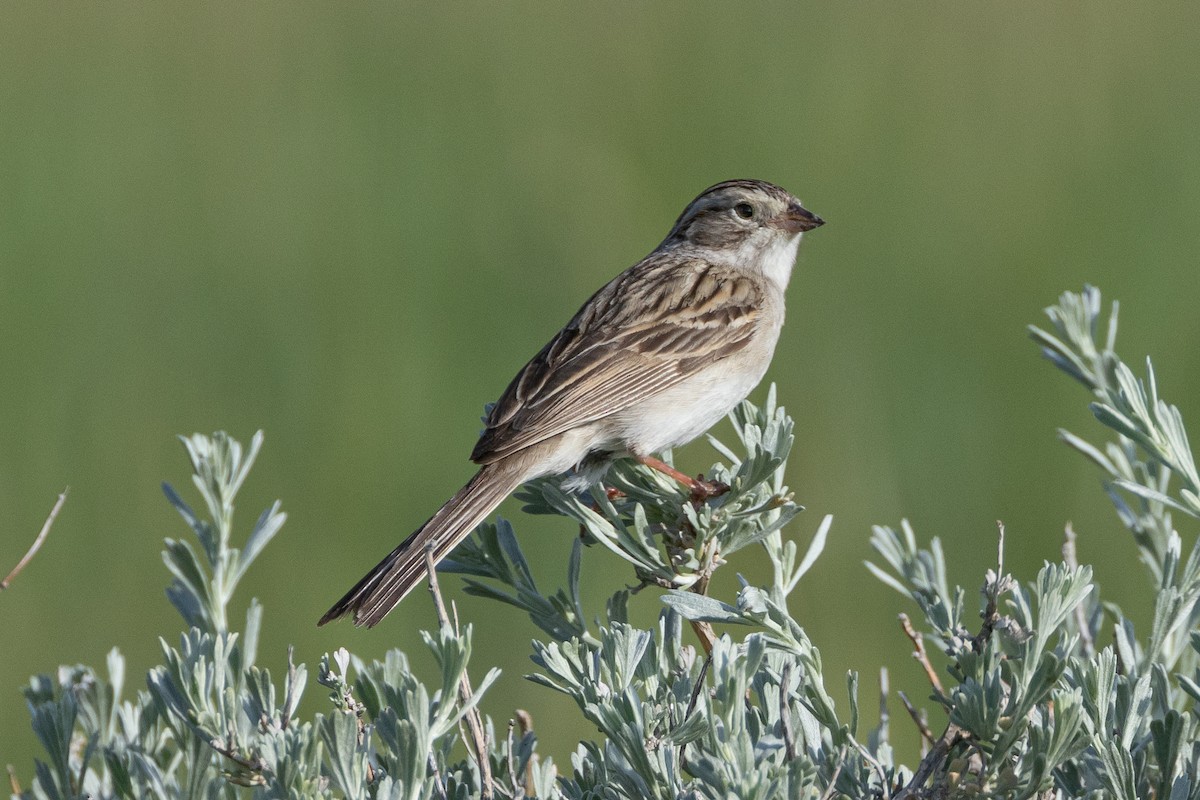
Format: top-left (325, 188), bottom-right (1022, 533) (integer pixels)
top-left (1097, 738), bottom-right (1139, 800)
top-left (162, 538), bottom-right (211, 609)
top-left (1112, 479), bottom-right (1200, 518)
top-left (127, 751), bottom-right (171, 800)
top-left (788, 513), bottom-right (832, 591)
top-left (1091, 402), bottom-right (1156, 452)
top-left (161, 481), bottom-right (203, 536)
top-left (950, 671), bottom-right (1005, 742)
top-left (29, 692), bottom-right (77, 796)
top-left (863, 559), bottom-right (911, 597)
top-left (1180, 672), bottom-right (1200, 707)
top-left (1120, 673), bottom-right (1153, 750)
top-left (235, 501), bottom-right (286, 584)
top-left (320, 710), bottom-right (369, 800)
top-left (231, 429), bottom-right (265, 498)
top-left (104, 748), bottom-right (137, 800)
top-left (1029, 563), bottom-right (1093, 657)
top-left (283, 664), bottom-right (307, 726)
top-left (1168, 775), bottom-right (1193, 800)
top-left (241, 598), bottom-right (262, 671)
top-left (847, 670), bottom-right (860, 739)
top-left (705, 431), bottom-right (741, 465)
top-left (660, 591), bottom-right (748, 624)
top-left (1058, 428), bottom-right (1119, 476)
top-left (661, 709), bottom-right (707, 746)
top-left (106, 647), bottom-right (126, 737)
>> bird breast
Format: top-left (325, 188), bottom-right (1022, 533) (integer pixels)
top-left (609, 322), bottom-right (780, 456)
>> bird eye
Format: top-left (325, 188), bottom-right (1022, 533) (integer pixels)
top-left (734, 202), bottom-right (754, 220)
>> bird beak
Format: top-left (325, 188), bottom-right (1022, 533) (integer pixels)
top-left (775, 202), bottom-right (824, 234)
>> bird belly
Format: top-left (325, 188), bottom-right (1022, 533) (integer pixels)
top-left (612, 352), bottom-right (772, 456)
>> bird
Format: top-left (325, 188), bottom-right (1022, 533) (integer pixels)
top-left (319, 179), bottom-right (823, 627)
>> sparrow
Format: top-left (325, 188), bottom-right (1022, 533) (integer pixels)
top-left (319, 179), bottom-right (823, 627)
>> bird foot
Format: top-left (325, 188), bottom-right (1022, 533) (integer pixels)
top-left (688, 477), bottom-right (730, 505)
top-left (636, 455), bottom-right (729, 504)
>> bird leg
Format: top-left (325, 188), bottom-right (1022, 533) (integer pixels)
top-left (636, 455), bottom-right (729, 503)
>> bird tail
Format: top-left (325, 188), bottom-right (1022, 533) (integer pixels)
top-left (318, 460), bottom-right (525, 628)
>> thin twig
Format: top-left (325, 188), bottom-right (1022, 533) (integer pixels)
top-left (1063, 523), bottom-right (1095, 657)
top-left (851, 736), bottom-right (891, 800)
top-left (779, 661), bottom-right (797, 761)
top-left (506, 720), bottom-right (525, 800)
top-left (898, 614), bottom-right (944, 696)
top-left (209, 738), bottom-right (267, 775)
top-left (892, 723), bottom-right (968, 800)
top-left (684, 652), bottom-right (712, 721)
top-left (897, 690), bottom-right (935, 746)
top-left (2, 489), bottom-right (68, 590)
top-left (679, 650), bottom-right (712, 769)
top-left (817, 746), bottom-right (848, 800)
top-left (426, 546), bottom-right (494, 800)
top-left (427, 752), bottom-right (448, 800)
top-left (973, 522), bottom-right (1007, 653)
top-left (897, 528), bottom-right (1009, 800)
top-left (686, 545), bottom-right (719, 654)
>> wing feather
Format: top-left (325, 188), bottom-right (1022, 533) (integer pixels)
top-left (470, 258), bottom-right (764, 464)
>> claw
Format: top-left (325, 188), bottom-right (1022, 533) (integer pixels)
top-left (688, 478), bottom-right (730, 504)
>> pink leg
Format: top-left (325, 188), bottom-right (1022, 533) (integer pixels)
top-left (636, 455), bottom-right (730, 503)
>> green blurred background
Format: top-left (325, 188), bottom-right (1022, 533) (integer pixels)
top-left (3, 3), bottom-right (1199, 774)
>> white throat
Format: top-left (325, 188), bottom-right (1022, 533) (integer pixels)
top-left (732, 232), bottom-right (802, 291)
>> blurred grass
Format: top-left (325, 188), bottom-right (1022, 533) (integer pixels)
top-left (3, 2), bottom-right (1200, 776)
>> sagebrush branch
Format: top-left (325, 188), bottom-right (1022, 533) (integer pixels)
top-left (1, 489), bottom-right (67, 591)
top-left (425, 546), bottom-right (494, 800)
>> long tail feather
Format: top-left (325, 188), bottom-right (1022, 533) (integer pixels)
top-left (318, 460), bottom-right (524, 627)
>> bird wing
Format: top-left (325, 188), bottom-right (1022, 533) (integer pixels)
top-left (470, 258), bottom-right (766, 464)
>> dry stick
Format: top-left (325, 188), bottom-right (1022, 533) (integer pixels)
top-left (865, 668), bottom-right (892, 800)
top-left (208, 738), bottom-right (267, 775)
top-left (817, 746), bottom-right (848, 800)
top-left (684, 653), bottom-right (712, 721)
top-left (856, 742), bottom-right (892, 800)
top-left (425, 547), bottom-right (494, 800)
top-left (898, 614), bottom-right (944, 697)
top-left (1, 489), bottom-right (68, 591)
top-left (679, 650), bottom-right (713, 769)
top-left (427, 753), bottom-right (449, 800)
top-left (973, 521), bottom-right (1006, 653)
top-left (897, 691), bottom-right (935, 746)
top-left (683, 540), bottom-right (719, 654)
top-left (505, 720), bottom-right (523, 800)
top-left (892, 723), bottom-right (969, 800)
top-left (892, 607), bottom-right (960, 797)
top-left (1062, 523), bottom-right (1095, 657)
top-left (895, 523), bottom-right (1016, 798)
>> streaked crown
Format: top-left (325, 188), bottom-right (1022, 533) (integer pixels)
top-left (664, 179), bottom-right (823, 249)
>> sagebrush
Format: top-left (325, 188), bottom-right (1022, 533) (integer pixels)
top-left (12, 286), bottom-right (1200, 799)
